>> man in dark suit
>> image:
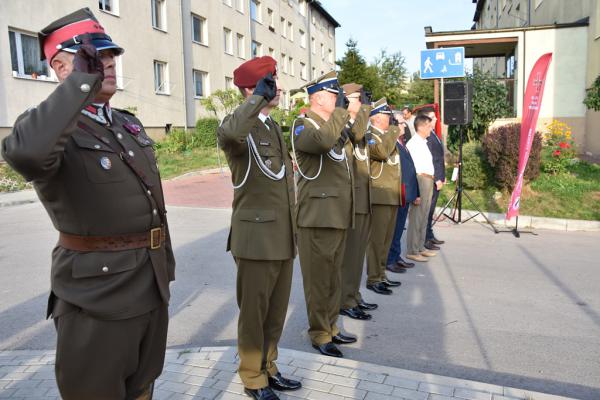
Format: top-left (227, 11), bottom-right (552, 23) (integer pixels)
top-left (418, 108), bottom-right (445, 249)
top-left (386, 112), bottom-right (419, 272)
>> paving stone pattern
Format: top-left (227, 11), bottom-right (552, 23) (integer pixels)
top-left (0, 347), bottom-right (579, 400)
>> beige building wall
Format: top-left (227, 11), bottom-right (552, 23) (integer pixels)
top-left (1, 0), bottom-right (339, 141)
top-left (472, 0), bottom-right (600, 156)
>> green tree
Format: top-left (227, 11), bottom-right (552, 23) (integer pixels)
top-left (200, 89), bottom-right (244, 120)
top-left (397, 72), bottom-right (434, 107)
top-left (373, 50), bottom-right (407, 105)
top-left (336, 38), bottom-right (381, 94)
top-left (447, 68), bottom-right (512, 149)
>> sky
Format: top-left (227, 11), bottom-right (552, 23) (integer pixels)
top-left (321, 0), bottom-right (477, 75)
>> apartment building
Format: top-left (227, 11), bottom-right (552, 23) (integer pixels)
top-left (0, 0), bottom-right (339, 139)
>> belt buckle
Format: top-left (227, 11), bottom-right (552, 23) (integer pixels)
top-left (150, 227), bottom-right (162, 250)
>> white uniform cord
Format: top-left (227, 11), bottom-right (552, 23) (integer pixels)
top-left (232, 133), bottom-right (286, 189)
top-left (291, 117), bottom-right (323, 181)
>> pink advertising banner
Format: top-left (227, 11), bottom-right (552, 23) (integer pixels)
top-left (506, 53), bottom-right (553, 220)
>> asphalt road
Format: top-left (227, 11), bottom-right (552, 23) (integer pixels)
top-left (1, 203), bottom-right (599, 399)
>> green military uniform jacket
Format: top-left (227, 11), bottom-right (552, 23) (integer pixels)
top-left (349, 105), bottom-right (372, 215)
top-left (368, 125), bottom-right (402, 206)
top-left (1, 72), bottom-right (175, 320)
top-left (292, 108), bottom-right (354, 229)
top-left (218, 95), bottom-right (296, 260)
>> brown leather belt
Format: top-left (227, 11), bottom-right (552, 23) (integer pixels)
top-left (58, 227), bottom-right (165, 252)
top-left (417, 173), bottom-right (434, 180)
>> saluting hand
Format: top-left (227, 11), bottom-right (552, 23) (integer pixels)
top-left (254, 72), bottom-right (277, 102)
top-left (73, 36), bottom-right (104, 80)
top-left (336, 89), bottom-right (349, 109)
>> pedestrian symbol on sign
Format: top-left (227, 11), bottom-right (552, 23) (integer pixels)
top-left (424, 57), bottom-right (433, 73)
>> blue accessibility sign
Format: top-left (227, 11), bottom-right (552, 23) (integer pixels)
top-left (420, 47), bottom-right (465, 79)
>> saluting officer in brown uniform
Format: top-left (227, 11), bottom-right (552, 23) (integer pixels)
top-left (365, 99), bottom-right (403, 295)
top-left (217, 56), bottom-right (301, 400)
top-left (292, 71), bottom-right (357, 358)
top-left (1, 9), bottom-right (175, 400)
top-left (338, 83), bottom-right (379, 321)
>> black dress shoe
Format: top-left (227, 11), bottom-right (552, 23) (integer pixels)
top-left (383, 277), bottom-right (401, 287)
top-left (332, 333), bottom-right (357, 344)
top-left (244, 386), bottom-right (280, 400)
top-left (268, 372), bottom-right (302, 391)
top-left (366, 282), bottom-right (393, 295)
top-left (396, 258), bottom-right (415, 268)
top-left (425, 240), bottom-right (440, 250)
top-left (312, 342), bottom-right (343, 357)
top-left (357, 299), bottom-right (378, 310)
top-left (386, 264), bottom-right (407, 273)
top-left (340, 307), bottom-right (372, 320)
top-left (430, 237), bottom-right (445, 245)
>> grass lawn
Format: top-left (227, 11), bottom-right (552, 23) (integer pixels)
top-left (439, 161), bottom-right (600, 221)
top-left (155, 146), bottom-right (225, 180)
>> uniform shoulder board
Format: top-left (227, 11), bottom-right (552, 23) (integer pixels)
top-left (113, 107), bottom-right (136, 117)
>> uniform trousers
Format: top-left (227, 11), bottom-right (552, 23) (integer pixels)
top-left (235, 257), bottom-right (293, 389)
top-left (54, 303), bottom-right (168, 400)
top-left (407, 176), bottom-right (434, 255)
top-left (340, 213), bottom-right (371, 309)
top-left (298, 227), bottom-right (347, 345)
top-left (366, 205), bottom-right (398, 285)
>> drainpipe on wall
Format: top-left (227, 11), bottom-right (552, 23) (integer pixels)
top-left (180, 0), bottom-right (195, 129)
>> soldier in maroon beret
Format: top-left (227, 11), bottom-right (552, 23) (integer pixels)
top-left (217, 57), bottom-right (301, 400)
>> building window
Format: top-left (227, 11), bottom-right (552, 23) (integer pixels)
top-left (281, 17), bottom-right (286, 37)
top-left (311, 37), bottom-right (316, 54)
top-left (328, 49), bottom-right (333, 64)
top-left (328, 25), bottom-right (334, 37)
top-left (289, 56), bottom-right (294, 76)
top-left (267, 8), bottom-right (274, 29)
top-left (223, 28), bottom-right (233, 54)
top-left (153, 60), bottom-right (168, 94)
top-left (193, 70), bottom-right (208, 98)
top-left (321, 43), bottom-right (325, 60)
top-left (192, 14), bottom-right (207, 45)
top-left (288, 22), bottom-right (293, 41)
top-left (151, 0), bottom-right (166, 31)
top-left (268, 47), bottom-right (275, 58)
top-left (251, 41), bottom-right (262, 58)
top-left (236, 33), bottom-right (245, 58)
top-left (99, 0), bottom-right (119, 15)
top-left (311, 67), bottom-right (316, 79)
top-left (225, 76), bottom-right (234, 90)
top-left (299, 29), bottom-right (306, 48)
top-left (281, 53), bottom-right (288, 73)
top-left (8, 30), bottom-right (50, 79)
top-left (251, 0), bottom-right (262, 22)
top-left (300, 62), bottom-right (307, 80)
top-left (299, 0), bottom-right (307, 16)
top-left (534, 0), bottom-right (544, 8)
top-left (236, 0), bottom-right (244, 13)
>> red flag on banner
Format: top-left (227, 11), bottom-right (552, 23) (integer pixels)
top-left (506, 53), bottom-right (553, 220)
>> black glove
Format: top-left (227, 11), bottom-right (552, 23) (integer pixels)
top-left (253, 72), bottom-right (277, 102)
top-left (389, 114), bottom-right (399, 126)
top-left (73, 36), bottom-right (104, 80)
top-left (336, 89), bottom-right (349, 109)
top-left (359, 89), bottom-right (370, 105)
top-left (364, 90), bottom-right (373, 104)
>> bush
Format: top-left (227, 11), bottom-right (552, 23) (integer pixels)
top-left (154, 128), bottom-right (198, 154)
top-left (482, 123), bottom-right (542, 190)
top-left (195, 118), bottom-right (220, 148)
top-left (460, 141), bottom-right (492, 189)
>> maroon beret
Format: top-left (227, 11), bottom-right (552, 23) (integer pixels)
top-left (233, 56), bottom-right (277, 88)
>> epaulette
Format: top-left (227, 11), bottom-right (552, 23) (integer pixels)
top-left (112, 107), bottom-right (137, 117)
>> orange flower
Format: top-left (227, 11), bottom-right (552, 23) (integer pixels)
top-left (559, 142), bottom-right (570, 149)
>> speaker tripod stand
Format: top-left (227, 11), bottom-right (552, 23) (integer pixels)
top-left (433, 127), bottom-right (498, 233)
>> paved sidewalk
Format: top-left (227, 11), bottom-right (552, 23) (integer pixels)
top-left (0, 346), bottom-right (578, 400)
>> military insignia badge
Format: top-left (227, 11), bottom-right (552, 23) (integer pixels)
top-left (100, 156), bottom-right (112, 170)
top-left (294, 125), bottom-right (304, 136)
top-left (124, 123), bottom-right (142, 135)
top-left (265, 159), bottom-right (272, 168)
